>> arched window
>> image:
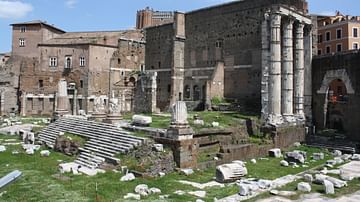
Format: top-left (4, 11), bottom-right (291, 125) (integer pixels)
top-left (184, 85), bottom-right (190, 99)
top-left (65, 56), bottom-right (72, 68)
top-left (193, 85), bottom-right (200, 101)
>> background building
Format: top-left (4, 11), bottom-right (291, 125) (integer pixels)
top-left (136, 7), bottom-right (174, 29)
top-left (317, 12), bottom-right (360, 55)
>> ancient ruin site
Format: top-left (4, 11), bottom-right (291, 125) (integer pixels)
top-left (0, 0), bottom-right (360, 201)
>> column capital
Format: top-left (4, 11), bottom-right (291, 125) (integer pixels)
top-left (282, 17), bottom-right (295, 26)
top-left (270, 13), bottom-right (281, 27)
top-left (295, 22), bottom-right (305, 33)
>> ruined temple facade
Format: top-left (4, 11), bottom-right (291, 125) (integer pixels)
top-left (145, 0), bottom-right (312, 126)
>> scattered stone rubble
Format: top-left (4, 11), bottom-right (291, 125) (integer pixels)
top-left (132, 115), bottom-right (152, 126)
top-left (269, 148), bottom-right (282, 158)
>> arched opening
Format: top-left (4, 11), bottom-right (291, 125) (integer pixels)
top-left (184, 85), bottom-right (190, 99)
top-left (324, 79), bottom-right (348, 133)
top-left (129, 77), bottom-right (136, 87)
top-left (193, 85), bottom-right (200, 101)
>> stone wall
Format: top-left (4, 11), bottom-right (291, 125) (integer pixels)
top-left (133, 72), bottom-right (157, 113)
top-left (312, 50), bottom-right (360, 140)
top-left (145, 0), bottom-right (309, 113)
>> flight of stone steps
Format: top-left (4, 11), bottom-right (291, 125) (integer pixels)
top-left (38, 116), bottom-right (147, 169)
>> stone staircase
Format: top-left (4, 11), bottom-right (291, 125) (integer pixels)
top-left (38, 116), bottom-right (147, 169)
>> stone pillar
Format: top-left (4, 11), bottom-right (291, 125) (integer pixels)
top-left (104, 91), bottom-right (122, 124)
top-left (294, 23), bottom-right (305, 120)
top-left (268, 13), bottom-right (283, 125)
top-left (55, 79), bottom-right (69, 115)
top-left (261, 12), bottom-right (270, 121)
top-left (281, 18), bottom-right (295, 121)
top-left (304, 25), bottom-right (313, 126)
top-left (21, 92), bottom-right (27, 117)
top-left (167, 101), bottom-right (193, 140)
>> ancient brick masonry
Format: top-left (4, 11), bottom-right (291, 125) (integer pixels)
top-left (145, 0), bottom-right (313, 128)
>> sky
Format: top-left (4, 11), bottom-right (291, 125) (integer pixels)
top-left (0, 0), bottom-right (360, 53)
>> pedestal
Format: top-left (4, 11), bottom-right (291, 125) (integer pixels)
top-left (104, 114), bottom-right (122, 124)
top-left (91, 113), bottom-right (107, 122)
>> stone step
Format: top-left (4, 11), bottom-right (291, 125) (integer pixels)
top-left (74, 159), bottom-right (97, 169)
top-left (79, 146), bottom-right (115, 159)
top-left (85, 142), bottom-right (128, 154)
top-left (88, 138), bottom-right (133, 149)
top-left (50, 123), bottom-right (142, 145)
top-left (79, 147), bottom-right (120, 163)
top-left (77, 155), bottom-right (103, 166)
top-left (61, 118), bottom-right (132, 134)
top-left (79, 152), bottom-right (105, 162)
top-left (83, 143), bottom-right (120, 157)
top-left (58, 118), bottom-right (146, 142)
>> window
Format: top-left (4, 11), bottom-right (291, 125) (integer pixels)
top-left (19, 38), bottom-right (25, 47)
top-left (215, 40), bottom-right (223, 48)
top-left (318, 49), bottom-right (322, 55)
top-left (79, 57), bottom-right (85, 67)
top-left (80, 80), bottom-right (84, 88)
top-left (318, 34), bottom-right (323, 43)
top-left (336, 29), bottom-right (342, 39)
top-left (336, 44), bottom-right (342, 52)
top-left (326, 31), bottom-right (331, 41)
top-left (20, 26), bottom-right (26, 33)
top-left (353, 43), bottom-right (359, 50)
top-left (65, 56), bottom-right (72, 68)
top-left (353, 28), bottom-right (358, 38)
top-left (49, 57), bottom-right (57, 67)
top-left (326, 46), bottom-right (331, 54)
top-left (39, 80), bottom-right (44, 88)
top-left (167, 84), bottom-right (171, 93)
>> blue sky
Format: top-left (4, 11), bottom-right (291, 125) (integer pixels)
top-left (0, 0), bottom-right (359, 53)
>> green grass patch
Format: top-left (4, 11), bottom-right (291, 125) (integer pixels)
top-left (63, 132), bottom-right (88, 147)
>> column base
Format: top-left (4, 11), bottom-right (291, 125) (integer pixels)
top-left (91, 113), bottom-right (107, 122)
top-left (266, 113), bottom-right (284, 127)
top-left (166, 127), bottom-right (194, 141)
top-left (283, 114), bottom-right (297, 124)
top-left (103, 114), bottom-right (123, 124)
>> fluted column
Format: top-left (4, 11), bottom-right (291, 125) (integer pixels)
top-left (268, 13), bottom-right (282, 123)
top-left (281, 18), bottom-right (294, 120)
top-left (261, 12), bottom-right (270, 121)
top-left (294, 23), bottom-right (305, 119)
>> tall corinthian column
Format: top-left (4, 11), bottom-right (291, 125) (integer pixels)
top-left (294, 23), bottom-right (305, 119)
top-left (268, 13), bottom-right (283, 125)
top-left (281, 18), bottom-right (294, 121)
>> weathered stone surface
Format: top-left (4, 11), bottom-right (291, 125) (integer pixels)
top-left (297, 182), bottom-right (311, 192)
top-left (149, 187), bottom-right (161, 194)
top-left (251, 159), bottom-right (257, 164)
top-left (270, 190), bottom-right (297, 197)
top-left (174, 190), bottom-right (186, 195)
top-left (170, 101), bottom-right (189, 127)
top-left (59, 162), bottom-right (80, 173)
top-left (324, 180), bottom-right (335, 194)
top-left (153, 144), bottom-right (164, 152)
top-left (120, 173), bottom-right (136, 182)
top-left (312, 153), bottom-right (324, 160)
top-left (188, 191), bottom-right (206, 198)
top-left (351, 154), bottom-right (360, 161)
top-left (181, 168), bottom-right (194, 176)
top-left (135, 184), bottom-right (149, 196)
top-left (124, 193), bottom-right (141, 200)
top-left (314, 174), bottom-right (327, 184)
top-left (132, 115), bottom-right (152, 126)
top-left (258, 180), bottom-right (272, 189)
top-left (40, 150), bottom-right (50, 157)
top-left (0, 146), bottom-right (6, 152)
top-left (326, 176), bottom-right (347, 188)
top-left (285, 151), bottom-right (306, 164)
top-left (269, 148), bottom-right (282, 158)
top-left (216, 161), bottom-right (247, 182)
top-left (193, 119), bottom-right (205, 126)
top-left (280, 160), bottom-right (289, 167)
top-left (211, 122), bottom-right (220, 127)
top-left (332, 150), bottom-right (342, 157)
top-left (303, 174), bottom-right (313, 183)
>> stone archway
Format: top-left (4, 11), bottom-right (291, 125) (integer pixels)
top-left (317, 69), bottom-right (355, 95)
top-left (323, 78), bottom-right (349, 133)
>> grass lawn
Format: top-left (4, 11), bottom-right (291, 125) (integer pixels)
top-left (0, 133), bottom-right (342, 202)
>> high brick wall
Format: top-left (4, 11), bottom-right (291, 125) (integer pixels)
top-left (145, 0), bottom-right (309, 112)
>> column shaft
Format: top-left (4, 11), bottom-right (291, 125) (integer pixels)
top-left (281, 18), bottom-right (294, 117)
top-left (269, 13), bottom-right (282, 116)
top-left (294, 23), bottom-right (305, 117)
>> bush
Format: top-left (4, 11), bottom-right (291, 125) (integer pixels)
top-left (211, 96), bottom-right (226, 105)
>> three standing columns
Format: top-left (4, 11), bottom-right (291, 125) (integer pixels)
top-left (267, 12), bottom-right (306, 125)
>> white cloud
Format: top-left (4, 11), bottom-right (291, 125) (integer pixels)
top-left (65, 0), bottom-right (77, 8)
top-left (0, 0), bottom-right (33, 19)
